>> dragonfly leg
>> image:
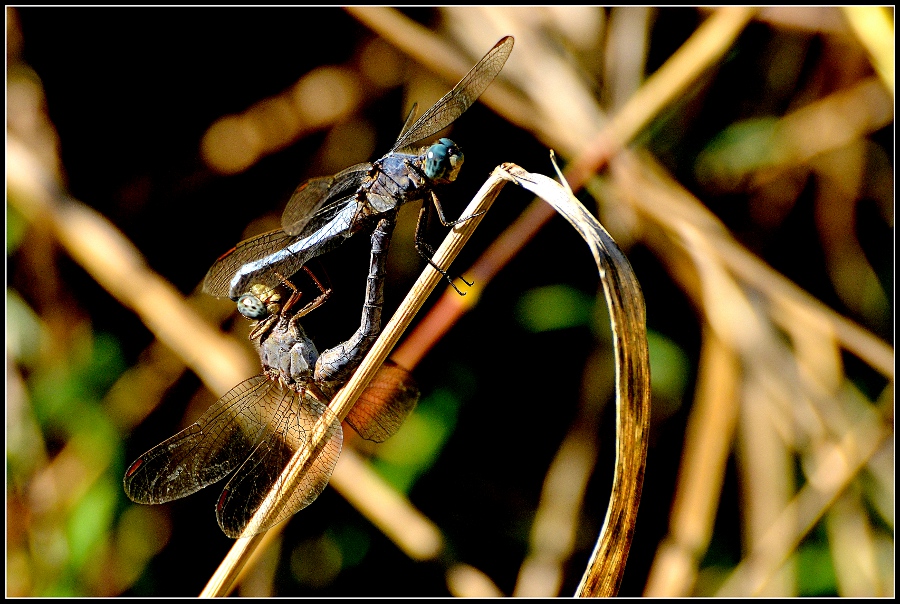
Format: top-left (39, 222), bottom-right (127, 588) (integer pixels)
top-left (273, 268), bottom-right (332, 319)
top-left (273, 274), bottom-right (303, 314)
top-left (248, 313), bottom-right (278, 342)
top-left (430, 190), bottom-right (487, 227)
top-left (414, 204), bottom-right (473, 295)
top-left (294, 267), bottom-right (333, 319)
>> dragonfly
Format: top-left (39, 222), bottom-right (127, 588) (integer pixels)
top-left (203, 35), bottom-right (514, 302)
top-left (124, 218), bottom-right (418, 538)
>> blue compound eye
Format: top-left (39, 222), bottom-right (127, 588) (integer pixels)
top-left (425, 138), bottom-right (464, 181)
top-left (236, 294), bottom-right (268, 320)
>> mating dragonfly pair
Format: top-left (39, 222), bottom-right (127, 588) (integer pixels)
top-left (124, 36), bottom-right (514, 538)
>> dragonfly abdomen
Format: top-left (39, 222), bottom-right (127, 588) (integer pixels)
top-left (314, 217), bottom-right (394, 383)
top-left (227, 201), bottom-right (359, 300)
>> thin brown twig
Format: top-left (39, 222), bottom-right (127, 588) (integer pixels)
top-left (201, 166), bottom-right (510, 597)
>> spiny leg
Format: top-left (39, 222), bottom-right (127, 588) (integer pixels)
top-left (293, 267), bottom-right (332, 319)
top-left (248, 312), bottom-right (278, 343)
top-left (272, 268), bottom-right (331, 319)
top-left (429, 189), bottom-right (486, 227)
top-left (414, 203), bottom-right (472, 296)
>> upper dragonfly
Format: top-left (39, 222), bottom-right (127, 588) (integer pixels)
top-left (125, 218), bottom-right (418, 537)
top-left (204, 35), bottom-right (514, 301)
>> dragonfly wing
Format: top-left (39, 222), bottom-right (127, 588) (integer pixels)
top-left (391, 36), bottom-right (514, 152)
top-left (123, 375), bottom-right (276, 504)
top-left (345, 361), bottom-right (420, 443)
top-left (396, 102), bottom-right (419, 140)
top-left (282, 164), bottom-right (371, 236)
top-left (215, 388), bottom-right (343, 538)
top-left (331, 161), bottom-right (375, 183)
top-left (203, 228), bottom-right (298, 298)
top-left (280, 176), bottom-right (336, 237)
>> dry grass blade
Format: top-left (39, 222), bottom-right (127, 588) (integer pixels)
top-left (498, 163), bottom-right (651, 597)
top-left (716, 396), bottom-right (892, 596)
top-left (7, 136), bottom-right (259, 397)
top-left (841, 6), bottom-right (894, 96)
top-left (201, 166), bottom-right (510, 597)
top-left (609, 151), bottom-right (894, 380)
top-left (643, 328), bottom-right (741, 596)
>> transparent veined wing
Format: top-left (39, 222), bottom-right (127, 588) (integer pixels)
top-left (203, 228), bottom-right (299, 298)
top-left (344, 361), bottom-right (419, 443)
top-left (215, 385), bottom-right (343, 538)
top-left (205, 197), bottom-right (358, 300)
top-left (396, 101), bottom-right (419, 140)
top-left (124, 375), bottom-right (286, 504)
top-left (124, 374), bottom-right (344, 538)
top-left (390, 36), bottom-right (514, 153)
top-left (281, 163), bottom-right (371, 236)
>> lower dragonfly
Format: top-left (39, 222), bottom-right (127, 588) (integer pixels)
top-left (124, 218), bottom-right (417, 538)
top-left (203, 35), bottom-right (514, 301)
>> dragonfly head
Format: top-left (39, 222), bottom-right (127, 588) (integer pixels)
top-left (237, 284), bottom-right (280, 320)
top-left (424, 138), bottom-right (464, 183)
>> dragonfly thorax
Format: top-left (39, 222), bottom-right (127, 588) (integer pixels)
top-left (258, 315), bottom-right (320, 389)
top-left (424, 138), bottom-right (463, 182)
